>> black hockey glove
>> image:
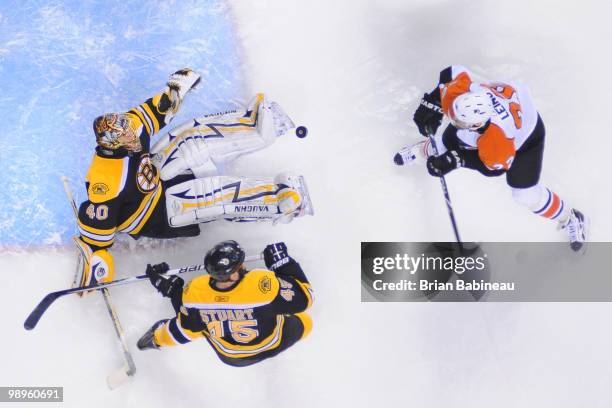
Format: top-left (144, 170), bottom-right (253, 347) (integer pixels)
top-left (413, 92), bottom-right (444, 136)
top-left (426, 151), bottom-right (463, 177)
top-left (263, 243), bottom-right (293, 271)
top-left (146, 263), bottom-right (184, 298)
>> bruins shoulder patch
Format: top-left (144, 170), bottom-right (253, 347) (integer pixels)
top-left (258, 276), bottom-right (272, 294)
top-left (91, 183), bottom-right (109, 195)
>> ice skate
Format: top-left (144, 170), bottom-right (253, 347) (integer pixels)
top-left (560, 208), bottom-right (588, 253)
top-left (137, 320), bottom-right (166, 351)
top-left (393, 140), bottom-right (430, 166)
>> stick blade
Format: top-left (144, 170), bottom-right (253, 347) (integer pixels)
top-left (106, 366), bottom-right (134, 390)
top-left (24, 292), bottom-right (62, 330)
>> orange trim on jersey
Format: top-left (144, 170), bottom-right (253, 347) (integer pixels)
top-left (440, 72), bottom-right (472, 115)
top-left (477, 124), bottom-right (516, 171)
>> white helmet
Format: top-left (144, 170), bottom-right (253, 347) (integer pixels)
top-left (449, 91), bottom-right (495, 130)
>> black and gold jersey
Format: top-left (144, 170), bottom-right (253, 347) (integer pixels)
top-left (77, 93), bottom-right (171, 251)
top-left (154, 260), bottom-right (314, 359)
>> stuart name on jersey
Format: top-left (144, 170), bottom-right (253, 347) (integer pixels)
top-left (198, 308), bottom-right (256, 323)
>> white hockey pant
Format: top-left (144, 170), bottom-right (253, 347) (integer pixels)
top-left (511, 183), bottom-right (569, 223)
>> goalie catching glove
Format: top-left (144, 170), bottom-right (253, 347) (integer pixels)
top-left (166, 68), bottom-right (201, 114)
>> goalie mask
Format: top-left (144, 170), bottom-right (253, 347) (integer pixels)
top-left (93, 113), bottom-right (141, 154)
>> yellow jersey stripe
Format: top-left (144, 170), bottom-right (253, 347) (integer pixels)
top-left (117, 185), bottom-right (161, 233)
top-left (142, 102), bottom-right (160, 135)
top-left (130, 184), bottom-right (162, 234)
top-left (296, 280), bottom-right (314, 309)
top-left (177, 315), bottom-right (205, 341)
top-left (80, 234), bottom-right (114, 248)
top-left (154, 322), bottom-right (180, 347)
top-left (130, 108), bottom-right (150, 136)
top-left (77, 220), bottom-right (116, 235)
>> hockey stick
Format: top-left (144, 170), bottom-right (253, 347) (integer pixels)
top-left (24, 255), bottom-right (263, 331)
top-left (426, 130), bottom-right (464, 251)
top-left (60, 176), bottom-right (136, 388)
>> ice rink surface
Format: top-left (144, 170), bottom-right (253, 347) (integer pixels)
top-left (2, 0), bottom-right (612, 407)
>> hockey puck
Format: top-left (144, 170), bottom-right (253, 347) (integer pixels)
top-left (295, 126), bottom-right (308, 138)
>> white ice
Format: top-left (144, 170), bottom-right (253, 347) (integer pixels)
top-left (2, 1), bottom-right (612, 407)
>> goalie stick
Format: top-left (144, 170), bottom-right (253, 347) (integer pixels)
top-left (60, 176), bottom-right (136, 389)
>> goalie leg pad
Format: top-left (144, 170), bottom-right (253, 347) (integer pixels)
top-left (73, 237), bottom-right (115, 295)
top-left (164, 173), bottom-right (311, 227)
top-left (151, 94), bottom-right (295, 181)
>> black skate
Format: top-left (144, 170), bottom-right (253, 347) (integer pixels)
top-left (137, 320), bottom-right (167, 351)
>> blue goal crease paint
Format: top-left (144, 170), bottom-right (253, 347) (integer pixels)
top-left (0, 0), bottom-right (244, 247)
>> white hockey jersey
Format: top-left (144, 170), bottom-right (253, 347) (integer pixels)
top-left (439, 65), bottom-right (539, 171)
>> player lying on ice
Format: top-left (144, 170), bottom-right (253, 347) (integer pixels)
top-left (394, 65), bottom-right (588, 252)
top-left (137, 240), bottom-right (313, 367)
top-left (74, 68), bottom-right (313, 290)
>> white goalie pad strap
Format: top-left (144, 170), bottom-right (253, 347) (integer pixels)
top-left (165, 174), bottom-right (306, 227)
top-left (151, 94), bottom-right (294, 181)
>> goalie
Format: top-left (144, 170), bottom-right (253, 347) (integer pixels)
top-left (74, 69), bottom-right (313, 291)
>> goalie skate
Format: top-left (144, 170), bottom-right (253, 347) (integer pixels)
top-left (273, 173), bottom-right (314, 224)
top-left (293, 175), bottom-right (314, 217)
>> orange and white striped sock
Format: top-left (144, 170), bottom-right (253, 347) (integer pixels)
top-left (532, 188), bottom-right (569, 222)
top-left (512, 185), bottom-right (570, 224)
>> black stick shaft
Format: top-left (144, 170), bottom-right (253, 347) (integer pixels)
top-left (427, 132), bottom-right (464, 250)
top-left (23, 255), bottom-right (261, 330)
